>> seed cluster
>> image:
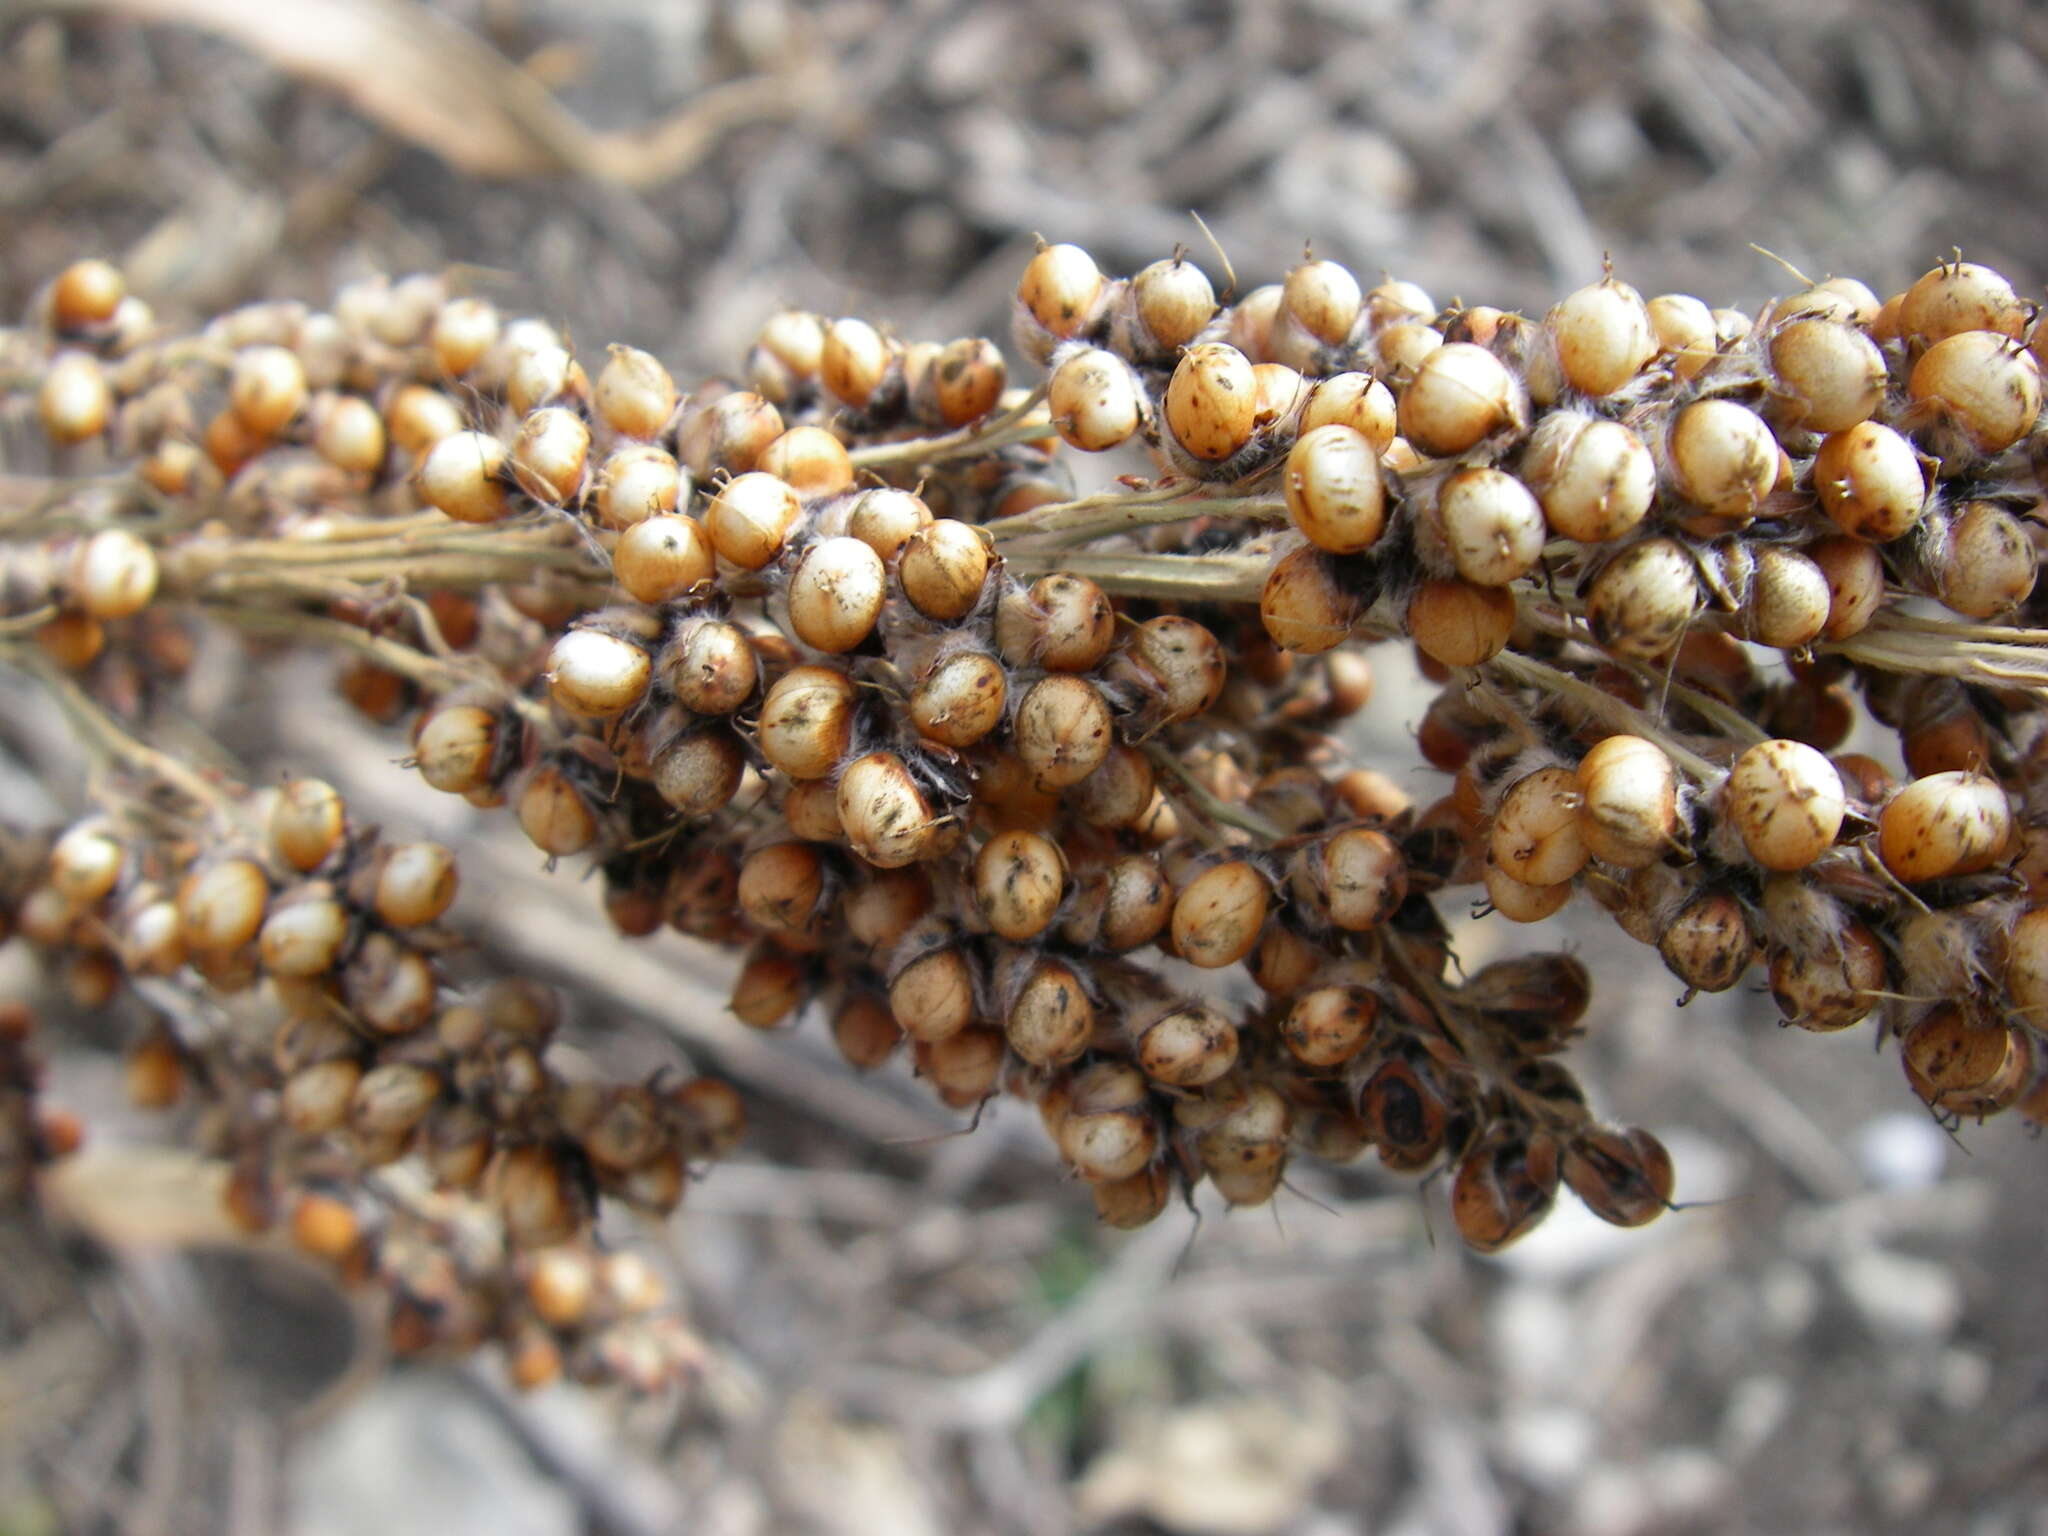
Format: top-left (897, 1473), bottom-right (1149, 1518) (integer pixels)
top-left (5, 243), bottom-right (2048, 1351)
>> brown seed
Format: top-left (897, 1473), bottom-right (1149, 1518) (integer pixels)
top-left (1908, 331), bottom-right (2044, 456)
top-left (973, 830), bottom-right (1066, 941)
top-left (788, 536), bottom-right (887, 652)
top-left (1900, 260), bottom-right (2025, 345)
top-left (414, 706), bottom-right (501, 795)
top-left (282, 1058), bottom-right (362, 1136)
top-left (831, 995), bottom-right (903, 1070)
top-left (614, 514), bottom-right (714, 605)
top-left (1015, 243), bottom-right (1105, 356)
top-left (838, 751), bottom-right (939, 869)
top-left (492, 1145), bottom-right (585, 1249)
top-left (889, 945), bottom-right (977, 1042)
top-left (661, 617), bottom-right (759, 715)
top-left (1055, 1062), bottom-right (1157, 1183)
top-left (289, 1192), bottom-right (361, 1262)
top-left (1725, 739), bottom-right (1845, 871)
top-left (2004, 907), bottom-right (2048, 1025)
top-left (751, 310), bottom-right (825, 394)
top-left (1584, 537), bottom-right (1697, 657)
top-left (178, 859), bottom-right (268, 954)
top-left (1282, 985), bottom-right (1379, 1068)
top-left (1562, 1126), bottom-right (1674, 1227)
top-left (428, 296), bottom-right (499, 377)
top-left (1769, 317), bottom-right (1885, 432)
top-left (384, 384), bottom-right (465, 460)
top-left (1490, 767), bottom-right (1588, 887)
top-left (1398, 342), bottom-right (1519, 458)
top-left (1260, 544), bottom-right (1357, 655)
top-left (899, 519), bottom-right (991, 621)
top-left (821, 317), bottom-right (894, 409)
top-left (1067, 746), bottom-right (1156, 830)
top-left (1484, 857), bottom-right (1572, 922)
top-left (510, 406), bottom-right (590, 505)
top-left (37, 352), bottom-right (111, 444)
top-left (229, 344), bottom-right (308, 437)
top-left (845, 866), bottom-right (932, 952)
top-left (706, 471), bottom-right (803, 570)
top-left (1194, 1082), bottom-right (1290, 1204)
top-left (416, 430), bottom-right (509, 524)
top-left (1170, 861), bottom-right (1269, 969)
top-left (756, 666), bottom-right (857, 780)
top-left (258, 887), bottom-right (350, 977)
top-left (516, 765), bottom-right (598, 857)
top-left (376, 843), bottom-right (459, 927)
top-left (1134, 1000), bottom-right (1239, 1087)
top-left (1374, 319), bottom-right (1445, 381)
top-left (1114, 615), bottom-right (1227, 723)
top-left (1295, 827), bottom-right (1408, 930)
top-left (1003, 957), bottom-right (1094, 1068)
top-left (1408, 578), bottom-right (1516, 668)
top-left (1048, 346), bottom-right (1142, 452)
top-left (1647, 292), bottom-right (1718, 380)
top-left (594, 445), bottom-right (684, 530)
top-left (1932, 501), bottom-right (2036, 618)
top-left (1877, 771), bottom-right (2013, 883)
top-left (1449, 1127), bottom-right (1559, 1254)
top-left (918, 1027), bottom-right (1006, 1109)
top-left (1284, 423), bottom-right (1387, 554)
top-left (546, 629), bottom-right (650, 717)
top-left (1127, 257), bottom-right (1217, 357)
top-left (311, 394), bottom-right (387, 475)
top-left (1092, 1165), bottom-right (1171, 1229)
top-left (928, 336), bottom-right (1007, 426)
top-left (738, 842), bottom-right (824, 936)
top-left (1434, 466), bottom-right (1545, 586)
top-left (1807, 535), bottom-right (1886, 640)
top-left (1574, 735), bottom-right (1679, 868)
top-left (759, 424), bottom-right (856, 498)
top-left (351, 1061), bottom-right (441, 1141)
top-left (1093, 854), bottom-right (1173, 951)
top-left (1301, 371), bottom-right (1397, 453)
top-left (1548, 276), bottom-right (1655, 396)
top-left (844, 487), bottom-right (933, 565)
top-left (1900, 1005), bottom-right (2023, 1115)
top-left (994, 573), bottom-right (1116, 671)
top-left (51, 258), bottom-right (124, 329)
top-left (909, 649), bottom-right (1008, 748)
top-left (1658, 888), bottom-right (1755, 993)
top-left (1667, 399), bottom-right (1775, 522)
top-left (1280, 256), bottom-right (1363, 349)
top-left (1014, 675), bottom-right (1113, 789)
top-left (730, 945), bottom-right (804, 1028)
top-left (1164, 342), bottom-right (1258, 462)
top-left (593, 345), bottom-right (677, 437)
top-left (780, 776), bottom-right (843, 842)
top-left (1743, 546), bottom-right (1831, 649)
top-left (342, 933), bottom-right (437, 1035)
top-left (1813, 420), bottom-right (1926, 541)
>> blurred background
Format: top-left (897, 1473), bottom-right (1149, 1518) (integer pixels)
top-left (3, 1), bottom-right (2048, 1532)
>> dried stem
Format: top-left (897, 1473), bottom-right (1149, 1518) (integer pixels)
top-left (846, 385), bottom-right (1051, 470)
top-left (1485, 648), bottom-right (1722, 783)
top-left (194, 602), bottom-right (557, 735)
top-left (3, 642), bottom-right (240, 822)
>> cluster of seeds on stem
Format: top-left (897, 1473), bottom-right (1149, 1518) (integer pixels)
top-left (6, 240), bottom-right (2048, 1281)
